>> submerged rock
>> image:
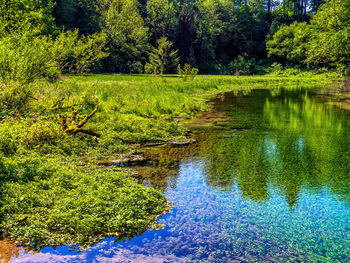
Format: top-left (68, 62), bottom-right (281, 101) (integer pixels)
top-left (98, 155), bottom-right (146, 167)
top-left (144, 138), bottom-right (197, 148)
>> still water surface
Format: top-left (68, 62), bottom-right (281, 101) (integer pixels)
top-left (9, 87), bottom-right (350, 262)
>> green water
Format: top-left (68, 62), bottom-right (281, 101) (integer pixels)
top-left (14, 87), bottom-right (350, 262)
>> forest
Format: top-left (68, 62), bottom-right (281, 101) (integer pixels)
top-left (0, 0), bottom-right (349, 78)
top-left (0, 0), bottom-right (349, 259)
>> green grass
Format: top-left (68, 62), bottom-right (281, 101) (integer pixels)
top-left (0, 73), bottom-right (341, 249)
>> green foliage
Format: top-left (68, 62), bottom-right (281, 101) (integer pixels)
top-left (0, 28), bottom-right (108, 85)
top-left (0, 29), bottom-right (108, 99)
top-left (267, 0), bottom-right (350, 72)
top-left (97, 0), bottom-right (149, 73)
top-left (196, 0), bottom-right (225, 72)
top-left (146, 37), bottom-right (179, 75)
top-left (53, 30), bottom-right (109, 75)
top-left (0, 31), bottom-right (58, 85)
top-left (0, 0), bottom-right (57, 36)
top-left (53, 0), bottom-right (100, 34)
top-left (267, 62), bottom-right (284, 74)
top-left (0, 154), bottom-right (168, 247)
top-left (1, 0), bottom-right (342, 74)
top-left (177, 64), bottom-right (199, 81)
top-left (267, 22), bottom-right (313, 64)
top-left (146, 0), bottom-right (178, 43)
top-left (0, 122), bottom-right (20, 156)
top-left (0, 82), bottom-right (34, 113)
top-left (21, 119), bottom-right (60, 150)
top-left (306, 0), bottom-right (350, 70)
top-left (228, 56), bottom-right (258, 75)
top-left (127, 61), bottom-right (144, 74)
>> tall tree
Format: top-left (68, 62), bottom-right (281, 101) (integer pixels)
top-left (53, 0), bottom-right (100, 34)
top-left (97, 0), bottom-right (149, 73)
top-left (146, 0), bottom-right (178, 44)
top-left (306, 0), bottom-right (350, 69)
top-left (176, 3), bottom-right (198, 66)
top-left (196, 0), bottom-right (224, 72)
top-left (146, 37), bottom-right (179, 74)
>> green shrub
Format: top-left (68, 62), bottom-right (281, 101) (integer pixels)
top-left (267, 22), bottom-right (312, 65)
top-left (268, 62), bottom-right (284, 74)
top-left (0, 131), bottom-right (18, 156)
top-left (79, 92), bottom-right (100, 111)
top-left (0, 32), bottom-right (57, 85)
top-left (228, 56), bottom-right (256, 75)
top-left (20, 120), bottom-right (61, 150)
top-left (53, 30), bottom-right (109, 75)
top-left (127, 61), bottom-right (143, 74)
top-left (282, 68), bottom-right (302, 76)
top-left (0, 82), bottom-right (33, 113)
top-left (0, 28), bottom-right (108, 87)
top-left (144, 63), bottom-right (153, 74)
top-left (177, 64), bottom-right (199, 81)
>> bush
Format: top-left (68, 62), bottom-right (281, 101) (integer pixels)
top-left (268, 62), bottom-right (284, 74)
top-left (127, 61), bottom-right (144, 74)
top-left (53, 30), bottom-right (109, 75)
top-left (177, 64), bottom-right (199, 81)
top-left (267, 22), bottom-right (312, 65)
top-left (0, 82), bottom-right (33, 113)
top-left (144, 63), bottom-right (153, 74)
top-left (228, 56), bottom-right (256, 75)
top-left (0, 132), bottom-right (18, 156)
top-left (0, 32), bottom-right (57, 85)
top-left (20, 120), bottom-right (61, 150)
top-left (0, 28), bottom-right (109, 87)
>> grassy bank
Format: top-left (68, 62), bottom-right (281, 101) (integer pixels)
top-left (0, 73), bottom-right (341, 248)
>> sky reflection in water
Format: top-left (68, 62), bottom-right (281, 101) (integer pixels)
top-left (11, 88), bottom-right (350, 262)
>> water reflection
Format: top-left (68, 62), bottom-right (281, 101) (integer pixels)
top-left (5, 87), bottom-right (350, 262)
top-left (191, 88), bottom-right (350, 208)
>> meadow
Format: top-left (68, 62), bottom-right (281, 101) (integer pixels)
top-left (0, 73), bottom-right (341, 249)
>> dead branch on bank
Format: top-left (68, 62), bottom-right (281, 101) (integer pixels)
top-left (59, 106), bottom-right (100, 138)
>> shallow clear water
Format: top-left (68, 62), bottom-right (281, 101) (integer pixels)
top-left (10, 87), bottom-right (350, 262)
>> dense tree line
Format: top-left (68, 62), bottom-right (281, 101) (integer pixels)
top-left (0, 0), bottom-right (348, 75)
top-left (267, 0), bottom-right (349, 72)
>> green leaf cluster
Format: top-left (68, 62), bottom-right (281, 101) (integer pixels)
top-left (0, 153), bottom-right (168, 247)
top-left (267, 22), bottom-right (313, 64)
